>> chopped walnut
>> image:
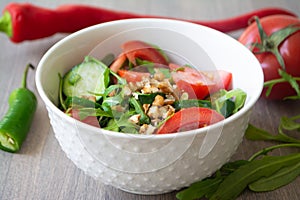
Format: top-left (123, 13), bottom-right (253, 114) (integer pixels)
top-left (158, 80), bottom-right (173, 93)
top-left (129, 114), bottom-right (141, 124)
top-left (143, 104), bottom-right (151, 114)
top-left (139, 124), bottom-right (156, 135)
top-left (164, 94), bottom-right (176, 105)
top-left (152, 95), bottom-right (164, 106)
top-left (147, 105), bottom-right (159, 119)
top-left (162, 105), bottom-right (175, 119)
top-left (153, 70), bottom-right (165, 81)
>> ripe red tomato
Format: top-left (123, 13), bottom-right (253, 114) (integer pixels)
top-left (170, 64), bottom-right (232, 99)
top-left (238, 15), bottom-right (300, 100)
top-left (122, 40), bottom-right (169, 66)
top-left (117, 69), bottom-right (150, 82)
top-left (156, 107), bottom-right (224, 134)
top-left (69, 109), bottom-right (100, 128)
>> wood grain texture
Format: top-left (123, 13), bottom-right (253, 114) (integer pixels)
top-left (0, 0), bottom-right (300, 200)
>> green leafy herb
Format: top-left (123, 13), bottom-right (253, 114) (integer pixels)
top-left (136, 92), bottom-right (165, 105)
top-left (210, 154), bottom-right (300, 200)
top-left (176, 175), bottom-right (223, 200)
top-left (211, 88), bottom-right (247, 117)
top-left (173, 99), bottom-right (211, 111)
top-left (176, 160), bottom-right (249, 200)
top-left (129, 97), bottom-right (150, 125)
top-left (249, 161), bottom-right (300, 192)
top-left (245, 120), bottom-right (300, 144)
top-left (104, 110), bottom-right (139, 133)
top-left (177, 113), bottom-right (300, 200)
top-left (77, 107), bottom-right (112, 120)
top-left (64, 96), bottom-right (101, 109)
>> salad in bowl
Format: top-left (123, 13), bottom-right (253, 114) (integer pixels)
top-left (59, 40), bottom-right (246, 134)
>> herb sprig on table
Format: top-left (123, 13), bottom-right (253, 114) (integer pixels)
top-left (176, 114), bottom-right (300, 200)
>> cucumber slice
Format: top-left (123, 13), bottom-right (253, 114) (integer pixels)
top-left (63, 57), bottom-right (110, 99)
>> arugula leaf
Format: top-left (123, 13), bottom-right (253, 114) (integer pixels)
top-left (176, 176), bottom-right (223, 200)
top-left (245, 124), bottom-right (283, 142)
top-left (77, 107), bottom-right (112, 120)
top-left (249, 161), bottom-right (300, 192)
top-left (104, 110), bottom-right (139, 133)
top-left (64, 96), bottom-right (101, 109)
top-left (211, 88), bottom-right (247, 117)
top-left (129, 97), bottom-right (150, 125)
top-left (157, 68), bottom-right (171, 78)
top-left (136, 92), bottom-right (165, 105)
top-left (246, 122), bottom-right (300, 144)
top-left (173, 99), bottom-right (211, 111)
top-left (280, 114), bottom-right (300, 131)
top-left (210, 153), bottom-right (300, 200)
top-left (176, 160), bottom-right (248, 200)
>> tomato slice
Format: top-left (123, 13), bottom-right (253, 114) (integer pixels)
top-left (69, 109), bottom-right (100, 128)
top-left (207, 70), bottom-right (233, 93)
top-left (118, 69), bottom-right (151, 82)
top-left (170, 64), bottom-right (232, 99)
top-left (170, 64), bottom-right (214, 99)
top-left (122, 40), bottom-right (169, 66)
top-left (109, 53), bottom-right (127, 73)
top-left (156, 107), bottom-right (224, 134)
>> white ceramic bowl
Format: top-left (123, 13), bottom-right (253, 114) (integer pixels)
top-left (36, 18), bottom-right (263, 195)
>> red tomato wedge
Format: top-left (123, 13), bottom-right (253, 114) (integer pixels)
top-left (208, 70), bottom-right (233, 93)
top-left (122, 40), bottom-right (169, 66)
top-left (118, 69), bottom-right (151, 82)
top-left (156, 107), bottom-right (224, 134)
top-left (109, 53), bottom-right (127, 73)
top-left (69, 109), bottom-right (100, 128)
top-left (170, 64), bottom-right (232, 99)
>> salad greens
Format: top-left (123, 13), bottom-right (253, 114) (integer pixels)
top-left (59, 40), bottom-right (247, 135)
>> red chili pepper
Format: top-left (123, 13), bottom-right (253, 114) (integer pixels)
top-left (0, 3), bottom-right (298, 43)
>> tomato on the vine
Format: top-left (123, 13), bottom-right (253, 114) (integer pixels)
top-left (238, 15), bottom-right (300, 100)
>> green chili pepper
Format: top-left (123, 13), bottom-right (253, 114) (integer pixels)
top-left (0, 64), bottom-right (37, 153)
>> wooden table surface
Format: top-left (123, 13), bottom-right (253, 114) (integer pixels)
top-left (1, 0), bottom-right (300, 200)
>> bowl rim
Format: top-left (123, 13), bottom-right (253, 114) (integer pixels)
top-left (36, 18), bottom-right (264, 140)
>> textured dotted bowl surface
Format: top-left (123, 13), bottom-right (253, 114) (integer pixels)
top-left (36, 19), bottom-right (263, 195)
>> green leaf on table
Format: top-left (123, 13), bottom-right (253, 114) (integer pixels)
top-left (245, 124), bottom-right (279, 141)
top-left (245, 123), bottom-right (300, 144)
top-left (280, 115), bottom-right (300, 131)
top-left (176, 160), bottom-right (248, 200)
top-left (176, 175), bottom-right (223, 200)
top-left (249, 160), bottom-right (300, 192)
top-left (210, 153), bottom-right (300, 200)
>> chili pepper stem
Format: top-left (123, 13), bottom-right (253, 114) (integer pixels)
top-left (0, 11), bottom-right (12, 37)
top-left (21, 64), bottom-right (35, 88)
